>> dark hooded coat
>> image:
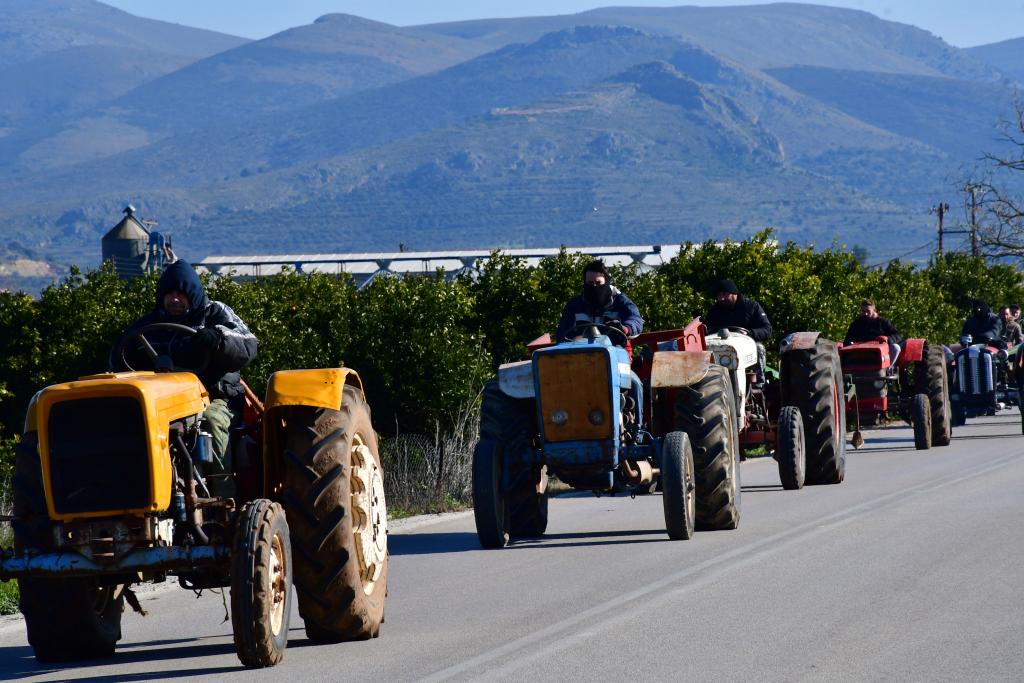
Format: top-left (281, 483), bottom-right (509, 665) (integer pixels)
top-left (111, 260), bottom-right (257, 399)
top-left (705, 295), bottom-right (773, 342)
top-left (961, 301), bottom-right (1002, 344)
top-left (556, 286), bottom-right (643, 342)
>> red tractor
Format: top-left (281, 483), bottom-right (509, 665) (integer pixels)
top-left (839, 337), bottom-right (952, 450)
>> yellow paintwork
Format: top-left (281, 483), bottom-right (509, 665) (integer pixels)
top-left (264, 368), bottom-right (363, 412)
top-left (537, 352), bottom-right (614, 442)
top-left (36, 371), bottom-right (209, 521)
top-left (262, 368), bottom-right (364, 497)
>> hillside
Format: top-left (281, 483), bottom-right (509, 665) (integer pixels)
top-left (0, 0), bottom-right (245, 140)
top-left (967, 37), bottom-right (1024, 84)
top-left (418, 4), bottom-right (1004, 81)
top-left (0, 3), bottom-right (1021, 291)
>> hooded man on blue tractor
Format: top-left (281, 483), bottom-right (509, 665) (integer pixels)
top-left (111, 260), bottom-right (258, 494)
top-left (556, 259), bottom-right (644, 344)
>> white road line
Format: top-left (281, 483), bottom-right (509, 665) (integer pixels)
top-left (421, 452), bottom-right (1022, 682)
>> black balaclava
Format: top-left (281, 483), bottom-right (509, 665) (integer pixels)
top-left (972, 299), bottom-right (990, 318)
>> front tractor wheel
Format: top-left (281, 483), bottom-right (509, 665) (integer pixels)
top-left (911, 393), bottom-right (932, 450)
top-left (14, 432), bottom-right (124, 662)
top-left (776, 406), bottom-right (806, 490)
top-left (281, 387), bottom-right (388, 643)
top-left (472, 439), bottom-right (509, 548)
top-left (231, 499), bottom-right (293, 668)
top-left (674, 364), bottom-right (742, 531)
top-left (661, 431), bottom-right (696, 540)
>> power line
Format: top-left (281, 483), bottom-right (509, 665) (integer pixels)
top-left (865, 240), bottom-right (936, 269)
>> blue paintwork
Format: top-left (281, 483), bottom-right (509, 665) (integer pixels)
top-left (0, 545), bottom-right (229, 580)
top-left (512, 334), bottom-right (660, 492)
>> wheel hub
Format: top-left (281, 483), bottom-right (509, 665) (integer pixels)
top-left (351, 434), bottom-right (387, 595)
top-left (269, 533), bottom-right (287, 636)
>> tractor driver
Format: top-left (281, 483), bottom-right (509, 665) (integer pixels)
top-left (556, 259), bottom-right (644, 345)
top-left (961, 299), bottom-right (1002, 347)
top-left (111, 260), bottom-right (258, 495)
top-left (844, 299), bottom-right (903, 366)
top-left (704, 279), bottom-right (772, 383)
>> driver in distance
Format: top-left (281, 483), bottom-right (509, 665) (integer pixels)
top-left (110, 259), bottom-right (257, 496)
top-left (556, 259), bottom-right (644, 344)
top-left (704, 278), bottom-right (773, 384)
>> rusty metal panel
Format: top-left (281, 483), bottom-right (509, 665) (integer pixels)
top-left (537, 351), bottom-right (613, 442)
top-left (650, 351), bottom-right (712, 388)
top-left (780, 331), bottom-right (821, 353)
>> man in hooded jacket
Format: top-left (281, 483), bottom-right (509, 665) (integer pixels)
top-left (705, 278), bottom-right (773, 383)
top-left (961, 299), bottom-right (1002, 346)
top-left (556, 259), bottom-right (643, 344)
top-left (111, 260), bottom-right (258, 494)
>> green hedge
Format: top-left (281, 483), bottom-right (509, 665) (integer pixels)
top-left (1, 231), bottom-right (1022, 456)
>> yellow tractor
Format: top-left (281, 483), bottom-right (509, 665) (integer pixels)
top-left (0, 324), bottom-right (388, 667)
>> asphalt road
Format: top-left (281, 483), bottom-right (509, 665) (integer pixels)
top-left (2, 412), bottom-right (1023, 682)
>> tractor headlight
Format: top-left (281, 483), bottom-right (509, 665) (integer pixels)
top-left (551, 409), bottom-right (569, 425)
top-left (588, 409), bottom-right (604, 425)
top-left (718, 354), bottom-right (735, 368)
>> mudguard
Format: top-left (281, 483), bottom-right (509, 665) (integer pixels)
top-left (780, 331), bottom-right (821, 353)
top-left (898, 338), bottom-right (927, 366)
top-left (498, 360), bottom-right (535, 399)
top-left (650, 351), bottom-right (713, 388)
top-left (264, 368), bottom-right (364, 411)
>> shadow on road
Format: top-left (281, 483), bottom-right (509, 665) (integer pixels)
top-left (742, 484), bottom-right (783, 492)
top-left (389, 531), bottom-right (481, 555)
top-left (509, 529), bottom-right (667, 549)
top-left (0, 639), bottom-right (241, 680)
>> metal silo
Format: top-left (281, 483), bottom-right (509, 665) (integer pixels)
top-left (101, 205), bottom-right (150, 279)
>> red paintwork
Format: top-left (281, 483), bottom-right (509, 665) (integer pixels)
top-left (848, 396), bottom-right (887, 413)
top-left (632, 318), bottom-right (707, 352)
top-left (898, 338), bottom-right (926, 367)
top-left (527, 333), bottom-right (554, 353)
top-left (839, 339), bottom-right (891, 373)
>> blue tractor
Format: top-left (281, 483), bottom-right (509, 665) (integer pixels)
top-left (472, 320), bottom-right (742, 547)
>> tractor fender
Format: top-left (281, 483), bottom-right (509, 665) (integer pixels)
top-left (264, 368), bottom-right (364, 412)
top-left (498, 359), bottom-right (535, 399)
top-left (899, 338), bottom-right (927, 366)
top-left (650, 351), bottom-right (713, 388)
top-left (780, 331), bottom-right (821, 354)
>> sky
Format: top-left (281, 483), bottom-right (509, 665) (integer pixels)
top-left (105, 0), bottom-right (1024, 48)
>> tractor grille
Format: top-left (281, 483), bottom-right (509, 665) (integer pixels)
top-left (536, 351), bottom-right (613, 442)
top-left (956, 348), bottom-right (994, 396)
top-left (46, 397), bottom-right (151, 515)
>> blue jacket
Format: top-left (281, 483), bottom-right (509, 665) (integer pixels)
top-left (556, 286), bottom-right (644, 341)
top-left (111, 260), bottom-right (258, 399)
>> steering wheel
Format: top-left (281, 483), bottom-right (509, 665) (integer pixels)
top-left (117, 322), bottom-right (210, 373)
top-left (569, 320), bottom-right (629, 346)
top-left (713, 326), bottom-right (751, 338)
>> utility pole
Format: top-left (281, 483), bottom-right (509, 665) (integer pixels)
top-left (969, 186), bottom-right (979, 257)
top-left (933, 202), bottom-right (949, 257)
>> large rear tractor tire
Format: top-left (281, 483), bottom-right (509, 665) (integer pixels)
top-left (921, 344), bottom-right (952, 446)
top-left (281, 387), bottom-right (387, 643)
top-left (782, 341), bottom-right (846, 485)
top-left (674, 365), bottom-right (741, 531)
top-left (474, 379), bottom-right (545, 546)
top-left (776, 406), bottom-right (806, 490)
top-left (13, 433), bottom-right (124, 662)
top-left (231, 500), bottom-right (292, 668)
top-left (661, 431), bottom-right (696, 540)
top-left (911, 393), bottom-right (932, 451)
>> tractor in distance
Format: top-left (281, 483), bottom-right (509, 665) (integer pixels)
top-left (0, 324), bottom-right (387, 668)
top-left (839, 337), bottom-right (951, 450)
top-left (708, 329), bottom-right (848, 489)
top-left (950, 335), bottom-right (1019, 426)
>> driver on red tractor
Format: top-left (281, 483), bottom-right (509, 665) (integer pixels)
top-left (110, 259), bottom-right (258, 496)
top-left (961, 299), bottom-right (1003, 348)
top-left (704, 278), bottom-right (772, 383)
top-left (844, 298), bottom-right (903, 368)
top-left (556, 259), bottom-right (644, 344)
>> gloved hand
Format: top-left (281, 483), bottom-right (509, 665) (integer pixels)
top-left (192, 327), bottom-right (222, 352)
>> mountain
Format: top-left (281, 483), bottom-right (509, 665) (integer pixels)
top-left (0, 13), bottom-right (492, 169)
top-left (967, 37), bottom-right (1024, 84)
top-left (0, 3), bottom-right (1021, 291)
top-left (418, 4), bottom-right (1004, 81)
top-left (0, 0), bottom-right (246, 139)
